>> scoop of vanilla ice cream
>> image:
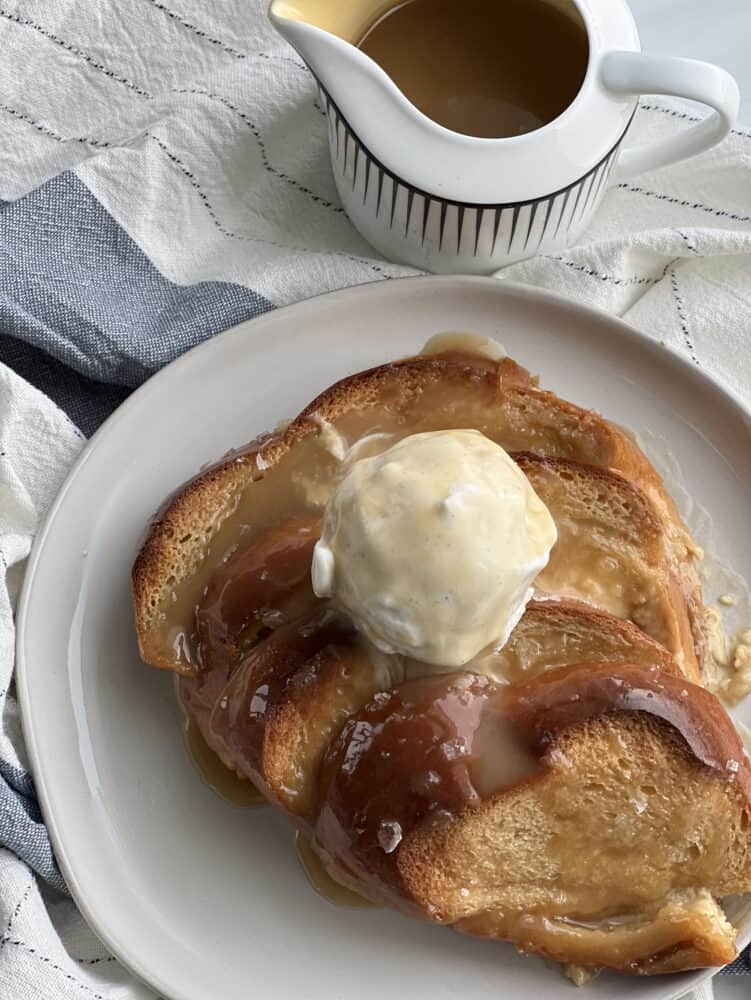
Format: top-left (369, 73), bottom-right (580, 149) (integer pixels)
top-left (311, 429), bottom-right (557, 668)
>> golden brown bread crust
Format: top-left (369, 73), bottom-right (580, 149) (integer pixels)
top-left (132, 351), bottom-right (704, 673)
top-left (132, 450), bottom-right (266, 670)
top-left (455, 890), bottom-right (738, 974)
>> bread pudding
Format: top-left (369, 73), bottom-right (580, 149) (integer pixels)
top-left (132, 336), bottom-right (751, 977)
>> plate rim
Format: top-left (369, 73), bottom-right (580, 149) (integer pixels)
top-left (15, 274), bottom-right (751, 1000)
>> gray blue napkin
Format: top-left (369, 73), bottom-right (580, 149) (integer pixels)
top-left (1, 171), bottom-right (273, 435)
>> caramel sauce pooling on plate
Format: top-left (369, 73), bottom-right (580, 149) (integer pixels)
top-left (185, 710), bottom-right (375, 907)
top-left (185, 720), bottom-right (374, 908)
top-left (295, 831), bottom-right (376, 908)
top-left (184, 718), bottom-right (268, 807)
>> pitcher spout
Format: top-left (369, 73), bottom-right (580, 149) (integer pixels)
top-left (268, 1), bottom-right (396, 45)
top-left (268, 1), bottom-right (396, 119)
top-left (268, 0), bottom-right (447, 193)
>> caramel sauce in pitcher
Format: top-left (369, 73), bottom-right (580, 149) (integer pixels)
top-left (358, 0), bottom-right (589, 138)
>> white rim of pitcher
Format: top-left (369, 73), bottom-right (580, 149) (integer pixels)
top-left (296, 0), bottom-right (630, 149)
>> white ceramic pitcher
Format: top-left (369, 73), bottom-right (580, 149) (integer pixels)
top-left (269, 0), bottom-right (739, 274)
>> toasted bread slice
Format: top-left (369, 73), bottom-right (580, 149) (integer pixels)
top-left (315, 664), bottom-right (751, 974)
top-left (516, 454), bottom-right (699, 680)
top-left (132, 351), bottom-right (703, 673)
top-left (203, 601), bottom-right (678, 819)
top-left (203, 612), bottom-right (360, 813)
top-left (176, 515), bottom-right (320, 769)
top-left (205, 614), bottom-right (379, 817)
top-left (497, 598), bottom-right (678, 681)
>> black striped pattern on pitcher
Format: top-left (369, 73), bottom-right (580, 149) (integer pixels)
top-left (317, 84), bottom-right (631, 259)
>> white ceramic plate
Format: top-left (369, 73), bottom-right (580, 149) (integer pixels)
top-left (17, 276), bottom-right (751, 1000)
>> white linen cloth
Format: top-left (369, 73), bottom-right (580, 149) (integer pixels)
top-left (0, 0), bottom-right (750, 997)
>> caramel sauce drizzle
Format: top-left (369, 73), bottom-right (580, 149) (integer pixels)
top-left (315, 664), bottom-right (751, 914)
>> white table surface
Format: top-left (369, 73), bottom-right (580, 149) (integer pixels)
top-left (630, 0), bottom-right (750, 121)
top-left (633, 2), bottom-right (751, 991)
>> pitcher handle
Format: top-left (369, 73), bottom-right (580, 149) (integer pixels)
top-left (600, 51), bottom-right (739, 183)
